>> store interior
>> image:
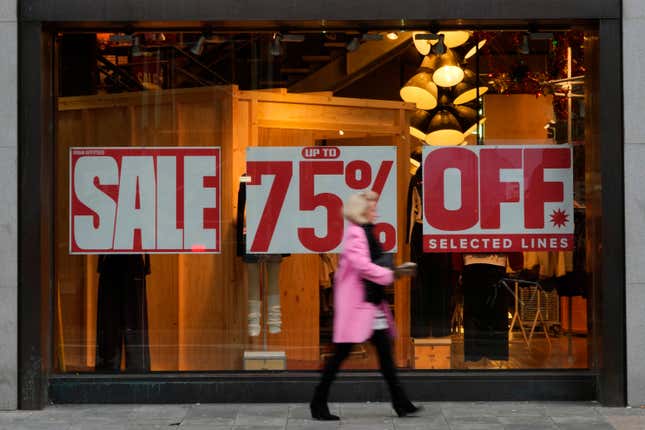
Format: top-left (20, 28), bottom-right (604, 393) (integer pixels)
top-left (54, 27), bottom-right (599, 373)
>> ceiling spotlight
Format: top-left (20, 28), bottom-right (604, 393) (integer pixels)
top-left (190, 34), bottom-right (206, 56)
top-left (433, 34), bottom-right (446, 55)
top-left (518, 33), bottom-right (530, 55)
top-left (386, 32), bottom-right (399, 40)
top-left (346, 36), bottom-right (361, 52)
top-left (132, 36), bottom-right (143, 57)
top-left (270, 33), bottom-right (282, 56)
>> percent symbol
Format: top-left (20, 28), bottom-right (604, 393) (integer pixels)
top-left (345, 160), bottom-right (394, 197)
top-left (344, 159), bottom-right (397, 251)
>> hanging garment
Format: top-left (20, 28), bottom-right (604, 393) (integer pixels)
top-left (96, 254), bottom-right (151, 372)
top-left (409, 223), bottom-right (457, 338)
top-left (539, 208), bottom-right (588, 297)
top-left (462, 262), bottom-right (509, 361)
top-left (237, 179), bottom-right (260, 263)
top-left (407, 170), bottom-right (456, 338)
top-left (319, 254), bottom-right (339, 290)
top-left (237, 178), bottom-right (290, 262)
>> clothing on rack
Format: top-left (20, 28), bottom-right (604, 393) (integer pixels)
top-left (523, 209), bottom-right (587, 297)
top-left (96, 254), bottom-right (151, 372)
top-left (319, 254), bottom-right (338, 290)
top-left (319, 254), bottom-right (338, 344)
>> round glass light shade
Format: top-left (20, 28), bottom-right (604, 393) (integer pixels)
top-left (429, 50), bottom-right (464, 88)
top-left (425, 110), bottom-right (465, 146)
top-left (464, 39), bottom-right (487, 60)
top-left (438, 31), bottom-right (471, 48)
top-left (453, 69), bottom-right (489, 105)
top-left (434, 66), bottom-right (464, 88)
top-left (409, 110), bottom-right (431, 141)
top-left (400, 72), bottom-right (438, 110)
top-left (413, 32), bottom-right (433, 55)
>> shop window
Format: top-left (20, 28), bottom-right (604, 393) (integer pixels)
top-left (54, 28), bottom-right (599, 373)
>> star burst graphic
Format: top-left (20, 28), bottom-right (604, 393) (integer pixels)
top-left (550, 209), bottom-right (569, 228)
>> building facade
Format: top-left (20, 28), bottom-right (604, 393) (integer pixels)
top-left (624, 0), bottom-right (645, 407)
top-left (0, 0), bottom-right (641, 410)
top-left (0, 0), bottom-right (16, 412)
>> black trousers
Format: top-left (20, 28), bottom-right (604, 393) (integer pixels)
top-left (96, 273), bottom-right (150, 372)
top-left (314, 329), bottom-right (409, 407)
top-left (462, 264), bottom-right (509, 361)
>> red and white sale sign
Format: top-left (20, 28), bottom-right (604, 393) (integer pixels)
top-left (70, 147), bottom-right (221, 254)
top-left (423, 145), bottom-right (574, 252)
top-left (246, 146), bottom-right (397, 254)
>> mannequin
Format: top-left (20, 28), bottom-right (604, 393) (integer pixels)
top-left (461, 253), bottom-right (522, 362)
top-left (96, 254), bottom-right (151, 372)
top-left (406, 162), bottom-right (456, 338)
top-left (245, 255), bottom-right (283, 336)
top-left (461, 254), bottom-right (509, 362)
top-left (237, 177), bottom-right (283, 336)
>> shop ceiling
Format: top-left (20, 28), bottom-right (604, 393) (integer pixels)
top-left (75, 29), bottom-right (580, 98)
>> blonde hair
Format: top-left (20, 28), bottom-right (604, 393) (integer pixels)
top-left (343, 191), bottom-right (379, 224)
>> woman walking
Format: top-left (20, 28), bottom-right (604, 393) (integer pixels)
top-left (310, 191), bottom-right (421, 421)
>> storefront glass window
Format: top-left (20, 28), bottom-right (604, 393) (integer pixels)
top-left (54, 28), bottom-right (599, 372)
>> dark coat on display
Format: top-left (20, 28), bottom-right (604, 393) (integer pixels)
top-left (406, 168), bottom-right (458, 338)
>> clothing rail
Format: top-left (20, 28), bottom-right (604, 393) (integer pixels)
top-left (501, 277), bottom-right (552, 349)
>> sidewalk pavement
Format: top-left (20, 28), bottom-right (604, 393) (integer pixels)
top-left (0, 402), bottom-right (644, 430)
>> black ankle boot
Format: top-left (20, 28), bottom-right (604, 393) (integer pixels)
top-left (394, 403), bottom-right (423, 418)
top-left (310, 387), bottom-right (340, 421)
top-left (309, 399), bottom-right (340, 421)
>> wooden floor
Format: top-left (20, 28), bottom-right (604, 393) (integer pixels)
top-left (452, 334), bottom-right (588, 369)
top-left (65, 334), bottom-right (588, 372)
top-left (291, 333), bottom-right (589, 371)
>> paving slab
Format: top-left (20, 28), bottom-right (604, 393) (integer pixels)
top-left (1, 402), bottom-right (644, 429)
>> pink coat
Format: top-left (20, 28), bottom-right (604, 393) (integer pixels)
top-left (332, 222), bottom-right (396, 343)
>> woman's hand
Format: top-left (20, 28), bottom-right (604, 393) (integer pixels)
top-left (393, 262), bottom-right (417, 279)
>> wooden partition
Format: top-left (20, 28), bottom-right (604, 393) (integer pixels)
top-left (56, 86), bottom-right (414, 371)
